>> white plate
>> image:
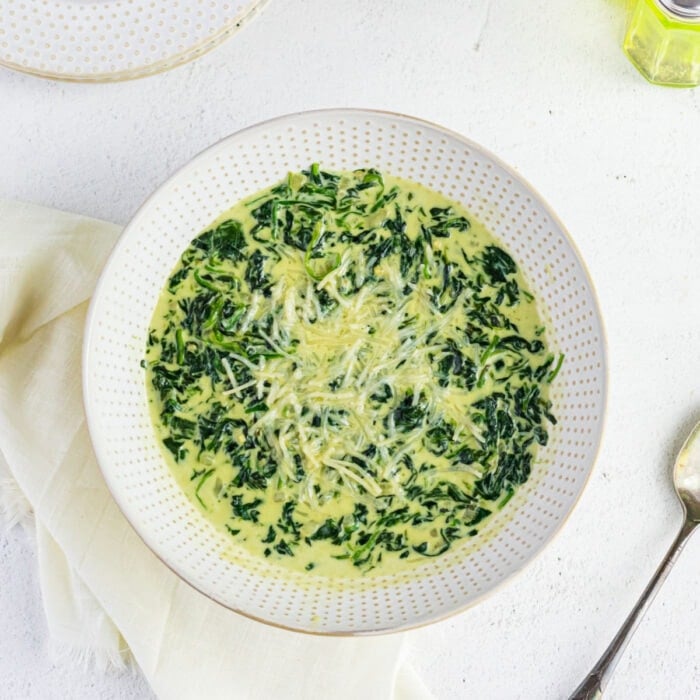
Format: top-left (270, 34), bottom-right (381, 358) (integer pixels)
top-left (83, 109), bottom-right (607, 634)
top-left (0, 0), bottom-right (267, 82)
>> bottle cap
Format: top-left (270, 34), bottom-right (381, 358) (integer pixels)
top-left (658, 0), bottom-right (700, 19)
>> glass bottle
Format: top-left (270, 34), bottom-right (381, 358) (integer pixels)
top-left (623, 0), bottom-right (700, 87)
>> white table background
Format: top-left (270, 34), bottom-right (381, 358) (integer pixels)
top-left (1, 1), bottom-right (699, 698)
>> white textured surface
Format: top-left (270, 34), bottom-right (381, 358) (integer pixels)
top-left (0, 0), bottom-right (699, 698)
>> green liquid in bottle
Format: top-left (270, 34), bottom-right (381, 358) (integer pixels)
top-left (624, 0), bottom-right (700, 87)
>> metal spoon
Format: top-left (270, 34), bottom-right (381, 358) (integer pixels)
top-left (570, 420), bottom-right (700, 699)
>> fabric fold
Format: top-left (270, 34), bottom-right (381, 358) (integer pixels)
top-left (36, 522), bottom-right (129, 672)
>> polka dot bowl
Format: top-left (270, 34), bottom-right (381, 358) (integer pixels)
top-left (0, 0), bottom-right (267, 82)
top-left (83, 109), bottom-right (607, 634)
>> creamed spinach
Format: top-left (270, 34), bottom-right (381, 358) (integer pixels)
top-left (145, 165), bottom-right (562, 576)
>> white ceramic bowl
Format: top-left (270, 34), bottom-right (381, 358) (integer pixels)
top-left (0, 0), bottom-right (267, 82)
top-left (83, 109), bottom-right (607, 634)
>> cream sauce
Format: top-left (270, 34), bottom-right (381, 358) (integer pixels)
top-left (145, 167), bottom-right (554, 577)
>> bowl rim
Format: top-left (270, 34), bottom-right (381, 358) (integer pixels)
top-left (0, 0), bottom-right (269, 84)
top-left (82, 107), bottom-right (609, 636)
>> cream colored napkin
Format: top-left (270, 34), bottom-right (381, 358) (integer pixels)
top-left (0, 199), bottom-right (431, 700)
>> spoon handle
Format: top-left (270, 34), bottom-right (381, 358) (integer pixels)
top-left (569, 518), bottom-right (697, 699)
